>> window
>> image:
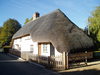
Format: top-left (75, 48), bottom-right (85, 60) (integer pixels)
top-left (43, 44), bottom-right (48, 53)
top-left (30, 45), bottom-right (34, 52)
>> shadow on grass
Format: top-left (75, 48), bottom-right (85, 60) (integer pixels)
top-left (59, 69), bottom-right (100, 75)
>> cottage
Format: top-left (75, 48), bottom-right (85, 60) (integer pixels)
top-left (11, 9), bottom-right (93, 69)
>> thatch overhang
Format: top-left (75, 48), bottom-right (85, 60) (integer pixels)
top-left (12, 9), bottom-right (94, 53)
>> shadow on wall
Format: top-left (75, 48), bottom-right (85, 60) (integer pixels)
top-left (59, 69), bottom-right (100, 75)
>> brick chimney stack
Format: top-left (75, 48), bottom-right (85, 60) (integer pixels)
top-left (32, 12), bottom-right (40, 20)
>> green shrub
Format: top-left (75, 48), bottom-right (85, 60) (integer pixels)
top-left (3, 46), bottom-right (11, 53)
top-left (93, 51), bottom-right (100, 58)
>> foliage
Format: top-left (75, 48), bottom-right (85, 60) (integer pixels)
top-left (93, 51), bottom-right (100, 58)
top-left (0, 18), bottom-right (21, 47)
top-left (0, 27), bottom-right (3, 47)
top-left (88, 6), bottom-right (100, 48)
top-left (24, 17), bottom-right (33, 24)
top-left (0, 27), bottom-right (2, 33)
top-left (3, 46), bottom-right (11, 53)
top-left (24, 18), bottom-right (29, 24)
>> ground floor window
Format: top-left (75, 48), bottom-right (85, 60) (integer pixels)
top-left (30, 45), bottom-right (34, 52)
top-left (43, 44), bottom-right (48, 53)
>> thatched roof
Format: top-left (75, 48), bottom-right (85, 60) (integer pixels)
top-left (12, 9), bottom-right (94, 53)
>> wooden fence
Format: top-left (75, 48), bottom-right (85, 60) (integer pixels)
top-left (9, 49), bottom-right (21, 57)
top-left (28, 52), bottom-right (93, 70)
top-left (68, 52), bottom-right (93, 68)
top-left (69, 52), bottom-right (93, 62)
top-left (9, 49), bottom-right (93, 70)
top-left (28, 54), bottom-right (63, 70)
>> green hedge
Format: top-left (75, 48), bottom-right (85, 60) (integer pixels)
top-left (93, 51), bottom-right (100, 58)
top-left (3, 46), bottom-right (11, 53)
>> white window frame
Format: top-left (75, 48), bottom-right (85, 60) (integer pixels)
top-left (43, 44), bottom-right (48, 53)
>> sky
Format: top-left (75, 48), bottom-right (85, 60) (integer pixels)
top-left (0, 0), bottom-right (100, 29)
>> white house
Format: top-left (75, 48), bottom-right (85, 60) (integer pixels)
top-left (11, 9), bottom-right (93, 62)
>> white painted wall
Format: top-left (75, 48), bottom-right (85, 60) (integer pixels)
top-left (55, 48), bottom-right (62, 61)
top-left (41, 44), bottom-right (50, 57)
top-left (55, 48), bottom-right (62, 56)
top-left (13, 38), bottom-right (21, 50)
top-left (13, 36), bottom-right (38, 55)
top-left (13, 36), bottom-right (62, 58)
top-left (32, 42), bottom-right (38, 55)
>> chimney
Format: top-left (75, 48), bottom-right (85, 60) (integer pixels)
top-left (32, 12), bottom-right (40, 20)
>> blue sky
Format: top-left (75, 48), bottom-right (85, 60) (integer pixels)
top-left (0, 0), bottom-right (100, 29)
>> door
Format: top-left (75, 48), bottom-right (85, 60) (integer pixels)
top-left (38, 43), bottom-right (41, 56)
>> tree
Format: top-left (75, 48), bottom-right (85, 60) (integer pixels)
top-left (88, 6), bottom-right (100, 48)
top-left (0, 27), bottom-right (2, 34)
top-left (0, 18), bottom-right (21, 47)
top-left (24, 18), bottom-right (29, 24)
top-left (24, 17), bottom-right (33, 24)
top-left (0, 27), bottom-right (3, 47)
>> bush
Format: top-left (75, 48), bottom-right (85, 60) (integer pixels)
top-left (93, 51), bottom-right (100, 58)
top-left (3, 46), bottom-right (11, 53)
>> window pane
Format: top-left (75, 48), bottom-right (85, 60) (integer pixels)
top-left (43, 44), bottom-right (48, 53)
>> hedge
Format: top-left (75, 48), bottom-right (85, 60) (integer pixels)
top-left (3, 46), bottom-right (11, 53)
top-left (93, 51), bottom-right (100, 58)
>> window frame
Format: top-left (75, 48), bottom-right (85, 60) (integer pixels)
top-left (30, 45), bottom-right (34, 52)
top-left (42, 44), bottom-right (48, 53)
